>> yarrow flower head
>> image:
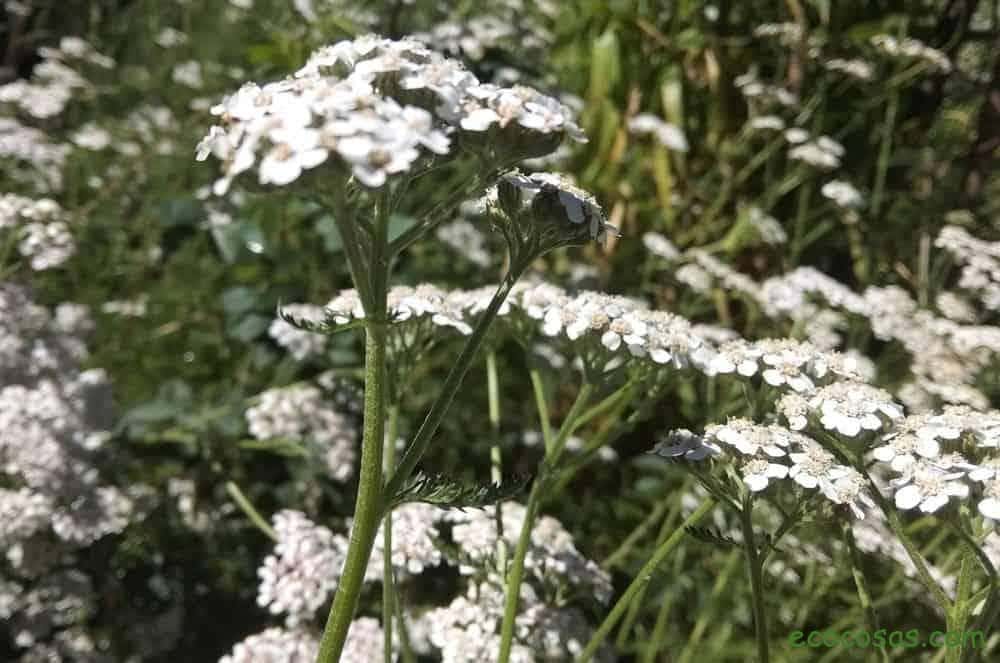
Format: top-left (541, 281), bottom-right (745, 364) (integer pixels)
top-left (652, 429), bottom-right (721, 461)
top-left (197, 35), bottom-right (585, 194)
top-left (491, 170), bottom-right (618, 254)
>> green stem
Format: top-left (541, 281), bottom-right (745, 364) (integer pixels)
top-left (225, 481), bottom-right (277, 542)
top-left (844, 520), bottom-right (889, 663)
top-left (316, 196), bottom-right (392, 663)
top-left (497, 382), bottom-right (595, 663)
top-left (677, 549), bottom-right (742, 663)
top-left (827, 436), bottom-right (954, 615)
top-left (945, 551), bottom-right (974, 663)
top-left (529, 368), bottom-right (554, 453)
top-left (615, 495), bottom-right (684, 649)
top-left (602, 494), bottom-right (674, 571)
top-left (740, 495), bottom-right (770, 663)
top-left (870, 81), bottom-right (899, 220)
top-left (382, 405), bottom-right (400, 663)
top-left (487, 351), bottom-right (507, 573)
top-left (576, 497), bottom-right (718, 663)
top-left (497, 480), bottom-right (543, 663)
top-left (383, 266), bottom-right (525, 506)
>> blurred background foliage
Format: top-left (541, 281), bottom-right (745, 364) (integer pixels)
top-left (2, 0), bottom-right (999, 660)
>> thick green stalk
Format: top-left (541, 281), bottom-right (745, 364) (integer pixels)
top-left (382, 405), bottom-right (400, 663)
top-left (946, 551), bottom-right (975, 663)
top-left (383, 268), bottom-right (523, 504)
top-left (576, 497), bottom-right (718, 663)
top-left (316, 197), bottom-right (391, 663)
top-left (740, 496), bottom-right (770, 663)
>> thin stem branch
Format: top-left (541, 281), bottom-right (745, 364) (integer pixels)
top-left (497, 381), bottom-right (595, 663)
top-left (529, 368), bottom-right (554, 453)
top-left (225, 481), bottom-right (277, 542)
top-left (383, 266), bottom-right (525, 506)
top-left (576, 497), bottom-right (718, 663)
top-left (487, 351), bottom-right (508, 573)
top-left (740, 496), bottom-right (770, 663)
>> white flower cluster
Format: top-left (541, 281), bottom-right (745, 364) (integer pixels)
top-left (0, 283), bottom-right (141, 658)
top-left (641, 231), bottom-right (680, 260)
top-left (447, 502), bottom-right (613, 604)
top-left (822, 58), bottom-right (875, 81)
top-left (936, 225), bottom-right (1000, 312)
top-left (366, 502), bottom-right (445, 580)
top-left (436, 218), bottom-right (492, 267)
top-left (324, 284), bottom-right (479, 334)
top-left (0, 118), bottom-right (70, 191)
top-left (820, 179), bottom-right (864, 209)
top-left (268, 303), bottom-right (328, 360)
top-left (257, 510), bottom-right (348, 625)
top-left (219, 627), bottom-right (318, 663)
top-left (422, 576), bottom-right (614, 663)
top-left (219, 620), bottom-right (385, 663)
top-left (0, 36), bottom-right (112, 119)
top-left (787, 133), bottom-right (845, 170)
top-left (413, 13), bottom-right (551, 63)
top-left (197, 35), bottom-right (584, 193)
top-left (627, 113), bottom-right (689, 151)
top-left (0, 194), bottom-right (74, 270)
top-left (695, 420), bottom-right (876, 517)
top-left (245, 384), bottom-right (358, 481)
top-left (659, 255), bottom-right (1000, 411)
top-left (870, 35), bottom-right (952, 72)
top-left (735, 71), bottom-right (798, 107)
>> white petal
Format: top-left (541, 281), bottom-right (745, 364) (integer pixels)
top-left (894, 485), bottom-right (922, 510)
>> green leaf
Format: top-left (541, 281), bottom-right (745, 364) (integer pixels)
top-left (211, 220), bottom-right (267, 263)
top-left (685, 526), bottom-right (740, 547)
top-left (221, 286), bottom-right (260, 317)
top-left (239, 437), bottom-right (310, 457)
top-left (159, 198), bottom-right (203, 228)
top-left (314, 214), bottom-right (343, 253)
top-left (388, 472), bottom-right (530, 511)
top-left (388, 214), bottom-right (417, 243)
top-left (227, 313), bottom-right (271, 342)
top-left (589, 27), bottom-right (621, 102)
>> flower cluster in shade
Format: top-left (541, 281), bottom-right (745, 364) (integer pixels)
top-left (245, 383), bottom-right (359, 482)
top-left (0, 195), bottom-right (74, 271)
top-left (243, 501), bottom-right (610, 663)
top-left (0, 36), bottom-right (112, 120)
top-left (936, 225), bottom-right (1000, 313)
top-left (0, 283), bottom-right (144, 656)
top-left (645, 231), bottom-right (1000, 411)
top-left (196, 35), bottom-right (585, 193)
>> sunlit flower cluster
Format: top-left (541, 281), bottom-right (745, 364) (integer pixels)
top-left (197, 35), bottom-right (584, 193)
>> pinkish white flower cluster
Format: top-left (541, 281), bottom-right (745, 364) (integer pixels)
top-left (245, 384), bottom-right (358, 482)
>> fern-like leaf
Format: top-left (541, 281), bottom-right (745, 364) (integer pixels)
top-left (276, 302), bottom-right (364, 336)
top-left (388, 472), bottom-right (530, 511)
top-left (684, 526), bottom-right (740, 548)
